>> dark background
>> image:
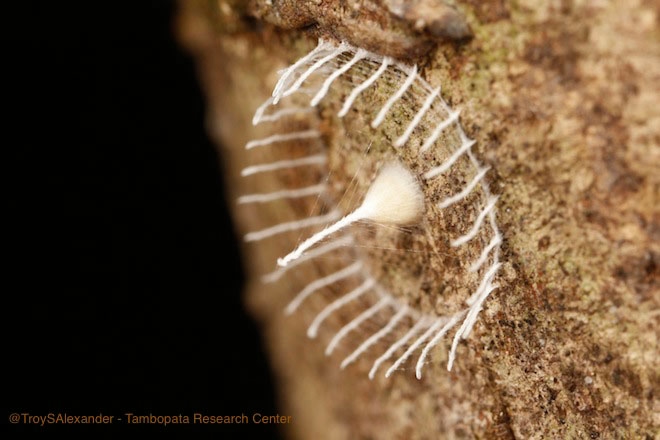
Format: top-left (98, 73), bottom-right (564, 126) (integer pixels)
top-left (4, 1), bottom-right (281, 437)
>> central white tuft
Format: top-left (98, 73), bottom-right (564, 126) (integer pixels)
top-left (277, 161), bottom-right (424, 267)
top-left (359, 161), bottom-right (424, 224)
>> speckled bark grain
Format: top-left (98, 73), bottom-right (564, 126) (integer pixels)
top-left (178, 0), bottom-right (659, 438)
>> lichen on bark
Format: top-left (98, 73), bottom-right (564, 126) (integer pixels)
top-left (178, 1), bottom-right (659, 438)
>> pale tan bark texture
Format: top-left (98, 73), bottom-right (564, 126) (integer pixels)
top-left (177, 1), bottom-right (658, 438)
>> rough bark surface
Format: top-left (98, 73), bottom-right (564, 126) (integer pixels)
top-left (177, 1), bottom-right (659, 438)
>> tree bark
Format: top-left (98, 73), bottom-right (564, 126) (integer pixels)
top-left (177, 1), bottom-right (658, 438)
